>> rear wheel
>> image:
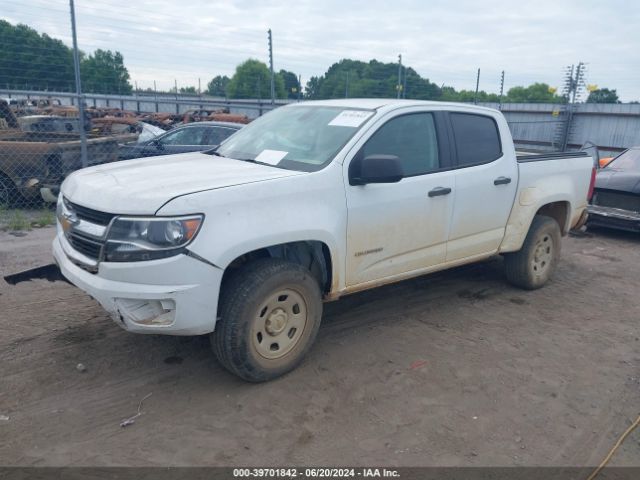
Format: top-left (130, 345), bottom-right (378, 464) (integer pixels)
top-left (211, 258), bottom-right (323, 382)
top-left (504, 215), bottom-right (561, 290)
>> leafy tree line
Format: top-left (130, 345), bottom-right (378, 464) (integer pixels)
top-left (203, 60), bottom-right (301, 100)
top-left (208, 57), bottom-right (626, 103)
top-left (0, 20), bottom-right (132, 94)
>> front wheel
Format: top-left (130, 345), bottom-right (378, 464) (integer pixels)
top-left (504, 215), bottom-right (561, 290)
top-left (211, 258), bottom-right (323, 382)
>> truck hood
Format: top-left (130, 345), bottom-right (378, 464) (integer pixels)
top-left (62, 152), bottom-right (304, 214)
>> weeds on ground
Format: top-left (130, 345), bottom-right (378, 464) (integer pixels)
top-left (0, 207), bottom-right (56, 231)
top-left (6, 210), bottom-right (31, 231)
top-left (33, 209), bottom-right (56, 228)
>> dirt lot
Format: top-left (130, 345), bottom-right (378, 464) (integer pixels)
top-left (0, 226), bottom-right (638, 467)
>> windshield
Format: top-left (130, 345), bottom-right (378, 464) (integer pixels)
top-left (213, 105), bottom-right (374, 172)
top-left (606, 148), bottom-right (640, 171)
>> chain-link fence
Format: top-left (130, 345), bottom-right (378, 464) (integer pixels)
top-left (0, 94), bottom-right (251, 215)
top-left (2, 2), bottom-right (639, 228)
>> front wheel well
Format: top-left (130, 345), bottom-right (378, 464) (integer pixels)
top-left (222, 240), bottom-right (333, 295)
top-left (535, 201), bottom-right (570, 235)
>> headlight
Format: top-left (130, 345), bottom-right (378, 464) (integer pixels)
top-left (104, 215), bottom-right (203, 262)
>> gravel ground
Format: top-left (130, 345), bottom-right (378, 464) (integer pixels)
top-left (0, 226), bottom-right (638, 467)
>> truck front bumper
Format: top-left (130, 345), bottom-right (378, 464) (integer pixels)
top-left (53, 234), bottom-right (223, 336)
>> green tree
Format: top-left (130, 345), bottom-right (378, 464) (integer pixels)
top-left (440, 86), bottom-right (500, 103)
top-left (206, 75), bottom-right (230, 97)
top-left (505, 83), bottom-right (560, 103)
top-left (278, 70), bottom-right (300, 99)
top-left (304, 59), bottom-right (441, 100)
top-left (179, 86), bottom-right (197, 94)
top-left (80, 49), bottom-right (132, 94)
top-left (227, 59), bottom-right (285, 99)
top-left (304, 76), bottom-right (322, 99)
top-left (586, 88), bottom-right (619, 104)
top-left (0, 20), bottom-right (75, 91)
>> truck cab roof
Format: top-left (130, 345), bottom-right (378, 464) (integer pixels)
top-left (295, 98), bottom-right (500, 114)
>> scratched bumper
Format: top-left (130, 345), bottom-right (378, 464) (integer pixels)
top-left (53, 234), bottom-right (223, 335)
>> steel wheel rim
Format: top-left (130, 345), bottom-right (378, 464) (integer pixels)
top-left (532, 234), bottom-right (553, 275)
top-left (252, 288), bottom-right (308, 360)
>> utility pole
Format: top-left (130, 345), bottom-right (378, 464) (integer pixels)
top-left (397, 54), bottom-right (402, 99)
top-left (268, 29), bottom-right (275, 105)
top-left (174, 79), bottom-right (179, 114)
top-left (153, 80), bottom-right (158, 113)
top-left (198, 77), bottom-right (201, 95)
top-left (474, 68), bottom-right (480, 104)
top-left (571, 62), bottom-right (584, 104)
top-left (498, 70), bottom-right (505, 110)
top-left (345, 71), bottom-right (349, 98)
top-left (298, 74), bottom-right (302, 101)
top-left (69, 0), bottom-right (87, 168)
top-left (402, 65), bottom-right (407, 99)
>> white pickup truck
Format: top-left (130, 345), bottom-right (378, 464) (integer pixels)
top-left (54, 99), bottom-right (596, 381)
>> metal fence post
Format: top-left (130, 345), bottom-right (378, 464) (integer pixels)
top-left (69, 0), bottom-right (88, 168)
top-left (268, 29), bottom-right (275, 105)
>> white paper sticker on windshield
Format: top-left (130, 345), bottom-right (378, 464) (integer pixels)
top-left (328, 110), bottom-right (373, 128)
top-left (255, 149), bottom-right (288, 165)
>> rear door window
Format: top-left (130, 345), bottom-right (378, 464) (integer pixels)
top-left (450, 113), bottom-right (502, 166)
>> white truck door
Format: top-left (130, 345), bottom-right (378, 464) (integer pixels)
top-left (344, 111), bottom-right (455, 287)
top-left (445, 112), bottom-right (518, 262)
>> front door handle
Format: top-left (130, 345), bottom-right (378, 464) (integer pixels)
top-left (428, 187), bottom-right (452, 197)
top-left (494, 176), bottom-right (512, 185)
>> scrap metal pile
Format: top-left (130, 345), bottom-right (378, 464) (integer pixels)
top-left (0, 98), bottom-right (250, 209)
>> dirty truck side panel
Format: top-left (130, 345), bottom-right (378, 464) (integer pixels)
top-left (445, 112), bottom-right (519, 262)
top-left (499, 155), bottom-right (592, 253)
top-left (157, 160), bottom-right (348, 295)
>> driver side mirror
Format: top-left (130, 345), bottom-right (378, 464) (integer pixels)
top-left (349, 155), bottom-right (404, 186)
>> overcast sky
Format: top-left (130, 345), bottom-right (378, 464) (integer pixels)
top-left (4, 0), bottom-right (640, 100)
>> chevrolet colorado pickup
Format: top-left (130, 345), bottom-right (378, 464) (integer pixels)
top-left (53, 99), bottom-right (596, 381)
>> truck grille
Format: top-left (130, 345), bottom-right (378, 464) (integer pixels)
top-left (64, 198), bottom-right (116, 226)
top-left (68, 232), bottom-right (104, 260)
top-left (593, 190), bottom-right (640, 213)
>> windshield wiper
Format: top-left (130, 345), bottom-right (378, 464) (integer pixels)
top-left (207, 149), bottom-right (226, 157)
top-left (234, 157), bottom-right (257, 163)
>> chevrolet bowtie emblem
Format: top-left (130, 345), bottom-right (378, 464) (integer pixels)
top-left (60, 211), bottom-right (79, 234)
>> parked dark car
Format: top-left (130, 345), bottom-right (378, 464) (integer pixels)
top-left (588, 147), bottom-right (640, 232)
top-left (118, 121), bottom-right (243, 160)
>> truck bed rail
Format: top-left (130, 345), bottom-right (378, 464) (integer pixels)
top-left (517, 151), bottom-right (590, 163)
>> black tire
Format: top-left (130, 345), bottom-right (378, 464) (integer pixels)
top-left (211, 258), bottom-right (323, 382)
top-left (0, 174), bottom-right (18, 209)
top-left (504, 215), bottom-right (562, 290)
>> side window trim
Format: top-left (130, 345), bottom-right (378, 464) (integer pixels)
top-left (433, 111), bottom-right (454, 170)
top-left (447, 111), bottom-right (503, 168)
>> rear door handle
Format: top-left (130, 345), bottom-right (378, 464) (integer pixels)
top-left (428, 187), bottom-right (452, 197)
top-left (494, 176), bottom-right (512, 185)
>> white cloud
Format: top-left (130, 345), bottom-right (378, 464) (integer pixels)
top-left (3, 0), bottom-right (639, 100)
